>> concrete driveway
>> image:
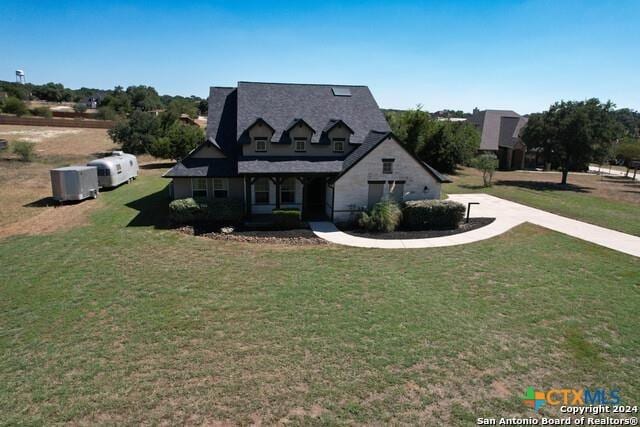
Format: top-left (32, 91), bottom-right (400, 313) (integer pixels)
top-left (309, 194), bottom-right (640, 257)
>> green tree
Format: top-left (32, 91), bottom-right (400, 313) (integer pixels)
top-left (521, 99), bottom-right (619, 184)
top-left (2, 97), bottom-right (29, 116)
top-left (387, 107), bottom-right (480, 173)
top-left (126, 85), bottom-right (163, 111)
top-left (100, 86), bottom-right (133, 115)
top-left (108, 111), bottom-right (203, 159)
top-left (31, 82), bottom-right (67, 102)
top-left (152, 122), bottom-right (204, 160)
top-left (108, 111), bottom-right (162, 154)
top-left (471, 153), bottom-right (498, 187)
top-left (615, 137), bottom-right (640, 177)
top-left (166, 98), bottom-right (198, 118)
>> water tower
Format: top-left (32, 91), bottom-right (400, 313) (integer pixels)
top-left (15, 70), bottom-right (26, 84)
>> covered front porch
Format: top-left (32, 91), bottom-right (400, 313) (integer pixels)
top-left (242, 174), bottom-right (336, 220)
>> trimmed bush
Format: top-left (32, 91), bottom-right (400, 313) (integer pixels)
top-left (358, 200), bottom-right (402, 232)
top-left (402, 200), bottom-right (466, 230)
top-left (169, 197), bottom-right (243, 224)
top-left (272, 208), bottom-right (302, 229)
top-left (169, 198), bottom-right (205, 224)
top-left (207, 198), bottom-right (243, 222)
top-left (12, 140), bottom-right (35, 162)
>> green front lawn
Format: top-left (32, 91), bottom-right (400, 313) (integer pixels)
top-left (1, 176), bottom-right (639, 425)
top-left (444, 171), bottom-right (640, 236)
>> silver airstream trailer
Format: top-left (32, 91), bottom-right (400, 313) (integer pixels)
top-left (87, 151), bottom-right (138, 188)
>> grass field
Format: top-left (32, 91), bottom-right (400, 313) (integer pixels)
top-left (1, 174), bottom-right (639, 425)
top-left (445, 168), bottom-right (640, 236)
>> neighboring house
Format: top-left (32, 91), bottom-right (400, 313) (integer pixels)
top-left (164, 81), bottom-right (449, 222)
top-left (469, 108), bottom-right (528, 170)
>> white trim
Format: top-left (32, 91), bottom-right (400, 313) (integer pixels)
top-left (191, 177), bottom-right (207, 198)
top-left (212, 178), bottom-right (229, 198)
top-left (294, 138), bottom-right (306, 152)
top-left (255, 138), bottom-right (268, 152)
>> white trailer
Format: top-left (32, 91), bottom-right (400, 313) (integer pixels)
top-left (87, 151), bottom-right (138, 188)
top-left (50, 166), bottom-right (99, 202)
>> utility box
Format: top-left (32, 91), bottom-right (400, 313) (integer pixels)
top-left (50, 166), bottom-right (99, 202)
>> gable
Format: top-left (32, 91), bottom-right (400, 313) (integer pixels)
top-left (190, 143), bottom-right (225, 159)
top-left (339, 134), bottom-right (448, 183)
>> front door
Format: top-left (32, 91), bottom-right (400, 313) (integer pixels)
top-left (303, 178), bottom-right (326, 219)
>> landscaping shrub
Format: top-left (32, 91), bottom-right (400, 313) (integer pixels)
top-left (73, 103), bottom-right (88, 113)
top-left (29, 106), bottom-right (52, 118)
top-left (471, 153), bottom-right (498, 187)
top-left (272, 208), bottom-right (302, 229)
top-left (2, 97), bottom-right (28, 116)
top-left (12, 140), bottom-right (35, 162)
top-left (169, 197), bottom-right (243, 224)
top-left (358, 200), bottom-right (402, 232)
top-left (402, 200), bottom-right (466, 230)
top-left (207, 198), bottom-right (243, 222)
top-left (169, 198), bottom-right (205, 224)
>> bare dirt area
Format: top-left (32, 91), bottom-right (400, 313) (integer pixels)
top-left (0, 125), bottom-right (170, 238)
top-left (0, 125), bottom-right (115, 161)
top-left (454, 167), bottom-right (640, 205)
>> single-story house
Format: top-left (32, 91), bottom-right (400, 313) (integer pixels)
top-left (163, 81), bottom-right (449, 222)
top-left (469, 108), bottom-right (528, 170)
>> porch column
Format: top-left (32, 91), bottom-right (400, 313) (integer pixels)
top-left (244, 176), bottom-right (253, 216)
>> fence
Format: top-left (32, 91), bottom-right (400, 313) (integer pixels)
top-left (0, 115), bottom-right (115, 129)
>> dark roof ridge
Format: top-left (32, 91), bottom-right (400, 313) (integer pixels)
top-left (238, 81), bottom-right (368, 88)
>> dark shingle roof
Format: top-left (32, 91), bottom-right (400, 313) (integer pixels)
top-left (469, 109), bottom-right (527, 151)
top-left (163, 157), bottom-right (238, 178)
top-left (238, 157), bottom-right (343, 174)
top-left (236, 82), bottom-right (390, 145)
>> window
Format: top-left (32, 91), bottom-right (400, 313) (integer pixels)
top-left (254, 178), bottom-right (270, 204)
top-left (333, 138), bottom-right (345, 153)
top-left (294, 138), bottom-right (306, 152)
top-left (192, 178), bottom-right (207, 198)
top-left (116, 164), bottom-right (122, 174)
top-left (213, 178), bottom-right (228, 198)
top-left (382, 159), bottom-right (394, 174)
top-left (97, 168), bottom-right (110, 176)
top-left (280, 178), bottom-right (295, 204)
top-left (129, 160), bottom-right (133, 166)
top-left (255, 137), bottom-right (267, 152)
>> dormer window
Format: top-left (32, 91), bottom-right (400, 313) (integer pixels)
top-left (333, 138), bottom-right (345, 153)
top-left (382, 158), bottom-right (394, 174)
top-left (255, 137), bottom-right (267, 152)
top-left (294, 138), bottom-right (306, 152)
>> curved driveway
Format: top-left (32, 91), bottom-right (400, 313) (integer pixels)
top-left (309, 194), bottom-right (640, 257)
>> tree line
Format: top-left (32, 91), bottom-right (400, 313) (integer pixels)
top-left (0, 80), bottom-right (208, 120)
top-left (385, 107), bottom-right (480, 174)
top-left (387, 101), bottom-right (640, 184)
top-left (522, 99), bottom-right (640, 183)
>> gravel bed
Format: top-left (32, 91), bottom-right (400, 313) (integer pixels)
top-left (177, 226), bottom-right (328, 245)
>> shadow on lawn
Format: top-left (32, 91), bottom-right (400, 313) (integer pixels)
top-left (494, 180), bottom-right (593, 193)
top-left (126, 184), bottom-right (172, 229)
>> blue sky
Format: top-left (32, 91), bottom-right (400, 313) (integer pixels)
top-left (1, 0), bottom-right (639, 113)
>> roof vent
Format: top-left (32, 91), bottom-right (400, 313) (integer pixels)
top-left (332, 87), bottom-right (352, 97)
